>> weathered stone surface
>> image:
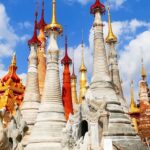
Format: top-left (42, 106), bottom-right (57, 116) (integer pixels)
top-left (21, 44), bottom-right (40, 147)
top-left (26, 47), bottom-right (66, 149)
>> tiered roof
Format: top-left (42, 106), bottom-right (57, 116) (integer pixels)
top-left (0, 54), bottom-right (25, 122)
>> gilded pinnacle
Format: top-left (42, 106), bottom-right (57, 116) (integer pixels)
top-left (129, 81), bottom-right (140, 114)
top-left (106, 7), bottom-right (117, 44)
top-left (80, 41), bottom-right (87, 72)
top-left (45, 0), bottom-right (63, 34)
top-left (11, 53), bottom-right (16, 66)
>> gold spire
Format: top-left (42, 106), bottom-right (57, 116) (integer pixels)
top-left (129, 81), bottom-right (140, 133)
top-left (45, 0), bottom-right (63, 34)
top-left (106, 7), bottom-right (117, 44)
top-left (80, 31), bottom-right (87, 72)
top-left (51, 0), bottom-right (57, 24)
top-left (129, 81), bottom-right (140, 114)
top-left (79, 33), bottom-right (88, 103)
top-left (11, 53), bottom-right (16, 66)
top-left (141, 58), bottom-right (146, 79)
top-left (80, 42), bottom-right (87, 72)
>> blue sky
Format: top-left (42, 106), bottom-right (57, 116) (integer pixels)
top-left (0, 0), bottom-right (150, 102)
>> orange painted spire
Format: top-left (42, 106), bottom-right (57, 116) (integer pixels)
top-left (61, 36), bottom-right (73, 120)
top-left (37, 0), bottom-right (47, 98)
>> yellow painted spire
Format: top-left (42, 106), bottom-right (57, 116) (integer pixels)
top-left (11, 53), bottom-right (16, 66)
top-left (129, 81), bottom-right (140, 114)
top-left (130, 81), bottom-right (136, 108)
top-left (129, 81), bottom-right (140, 133)
top-left (106, 7), bottom-right (117, 44)
top-left (45, 0), bottom-right (63, 34)
top-left (141, 58), bottom-right (146, 79)
top-left (71, 63), bottom-right (79, 105)
top-left (79, 33), bottom-right (88, 103)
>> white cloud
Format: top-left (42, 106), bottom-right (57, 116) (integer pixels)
top-left (20, 34), bottom-right (30, 42)
top-left (119, 30), bottom-right (150, 103)
top-left (0, 3), bottom-right (30, 58)
top-left (18, 21), bottom-right (32, 29)
top-left (0, 4), bottom-right (18, 57)
top-left (64, 0), bottom-right (91, 5)
top-left (19, 73), bottom-right (27, 85)
top-left (77, 0), bottom-right (91, 5)
top-left (108, 0), bottom-right (126, 9)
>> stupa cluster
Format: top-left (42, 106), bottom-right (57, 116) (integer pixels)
top-left (0, 0), bottom-right (149, 150)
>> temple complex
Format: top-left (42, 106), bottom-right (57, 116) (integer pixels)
top-left (0, 0), bottom-right (149, 150)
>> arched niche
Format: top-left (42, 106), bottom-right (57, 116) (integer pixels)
top-left (80, 120), bottom-right (88, 138)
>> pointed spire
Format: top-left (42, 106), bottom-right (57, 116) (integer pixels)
top-left (51, 0), bottom-right (56, 24)
top-left (129, 82), bottom-right (139, 133)
top-left (80, 31), bottom-right (87, 72)
top-left (11, 52), bottom-right (16, 66)
top-left (90, 0), bottom-right (105, 15)
top-left (71, 63), bottom-right (76, 79)
top-left (79, 31), bottom-right (88, 103)
top-left (45, 0), bottom-right (63, 34)
top-left (71, 51), bottom-right (76, 79)
top-left (2, 53), bottom-right (20, 83)
top-left (61, 36), bottom-right (72, 65)
top-left (129, 81), bottom-right (140, 114)
top-left (130, 81), bottom-right (136, 108)
top-left (71, 52), bottom-right (78, 105)
top-left (106, 6), bottom-right (117, 44)
top-left (65, 36), bottom-right (68, 55)
top-left (37, 0), bottom-right (47, 29)
top-left (42, 0), bottom-right (44, 16)
top-left (28, 11), bottom-right (41, 46)
top-left (141, 58), bottom-right (146, 80)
